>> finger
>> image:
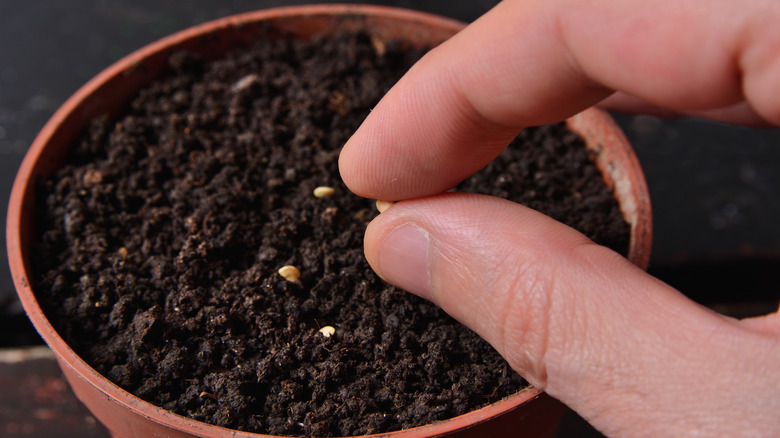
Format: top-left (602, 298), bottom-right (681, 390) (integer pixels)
top-left (739, 310), bottom-right (780, 336)
top-left (339, 0), bottom-right (612, 200)
top-left (340, 0), bottom-right (780, 200)
top-left (365, 193), bottom-right (780, 437)
top-left (599, 93), bottom-right (772, 127)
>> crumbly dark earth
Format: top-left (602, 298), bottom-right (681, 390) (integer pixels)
top-left (33, 30), bottom-right (629, 436)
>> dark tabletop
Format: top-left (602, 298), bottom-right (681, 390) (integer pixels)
top-left (1, 1), bottom-right (778, 436)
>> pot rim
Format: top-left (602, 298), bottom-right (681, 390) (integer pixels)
top-left (6, 4), bottom-right (562, 438)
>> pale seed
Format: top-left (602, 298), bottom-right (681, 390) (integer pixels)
top-left (277, 265), bottom-right (301, 282)
top-left (231, 73), bottom-right (259, 93)
top-left (371, 35), bottom-right (386, 57)
top-left (199, 391), bottom-right (218, 400)
top-left (313, 186), bottom-right (335, 198)
top-left (318, 325), bottom-right (336, 338)
top-left (83, 169), bottom-right (103, 186)
top-left (375, 200), bottom-right (395, 213)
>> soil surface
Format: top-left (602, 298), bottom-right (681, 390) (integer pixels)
top-left (33, 30), bottom-right (628, 436)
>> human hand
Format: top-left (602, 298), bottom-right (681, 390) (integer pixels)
top-left (339, 0), bottom-right (780, 436)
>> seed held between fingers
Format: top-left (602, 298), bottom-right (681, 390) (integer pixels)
top-left (277, 265), bottom-right (301, 282)
top-left (376, 200), bottom-right (395, 213)
top-left (313, 186), bottom-right (335, 198)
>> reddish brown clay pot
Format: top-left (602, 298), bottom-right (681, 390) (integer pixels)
top-left (7, 4), bottom-right (651, 438)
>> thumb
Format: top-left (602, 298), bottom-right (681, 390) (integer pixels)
top-left (365, 193), bottom-right (780, 437)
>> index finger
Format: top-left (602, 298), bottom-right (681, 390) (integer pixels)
top-left (339, 0), bottom-right (780, 200)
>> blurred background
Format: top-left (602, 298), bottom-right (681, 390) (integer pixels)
top-left (1, 1), bottom-right (778, 436)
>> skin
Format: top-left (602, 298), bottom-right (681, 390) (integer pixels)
top-left (338, 0), bottom-right (780, 436)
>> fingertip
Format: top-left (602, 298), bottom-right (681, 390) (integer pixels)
top-left (338, 133), bottom-right (375, 199)
top-left (362, 208), bottom-right (386, 276)
top-left (363, 201), bottom-right (408, 275)
top-left (369, 219), bottom-right (434, 302)
top-left (339, 108), bottom-right (439, 200)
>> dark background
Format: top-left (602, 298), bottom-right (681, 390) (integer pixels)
top-left (1, 1), bottom-right (778, 436)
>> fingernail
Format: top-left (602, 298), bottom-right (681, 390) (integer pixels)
top-left (377, 223), bottom-right (432, 301)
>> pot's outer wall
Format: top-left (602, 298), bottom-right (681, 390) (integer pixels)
top-left (7, 5), bottom-right (649, 438)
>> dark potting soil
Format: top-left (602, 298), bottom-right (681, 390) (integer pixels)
top-left (33, 30), bottom-right (629, 436)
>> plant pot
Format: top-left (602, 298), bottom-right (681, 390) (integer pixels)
top-left (6, 4), bottom-right (651, 438)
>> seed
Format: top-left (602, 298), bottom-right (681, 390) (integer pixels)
top-left (375, 200), bottom-right (395, 213)
top-left (371, 35), bottom-right (386, 57)
top-left (231, 73), bottom-right (259, 93)
top-left (313, 186), bottom-right (335, 198)
top-left (277, 265), bottom-right (301, 282)
top-left (83, 169), bottom-right (103, 186)
top-left (319, 325), bottom-right (336, 338)
top-left (199, 391), bottom-right (218, 400)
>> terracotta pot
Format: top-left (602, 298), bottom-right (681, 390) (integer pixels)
top-left (6, 4), bottom-right (651, 438)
